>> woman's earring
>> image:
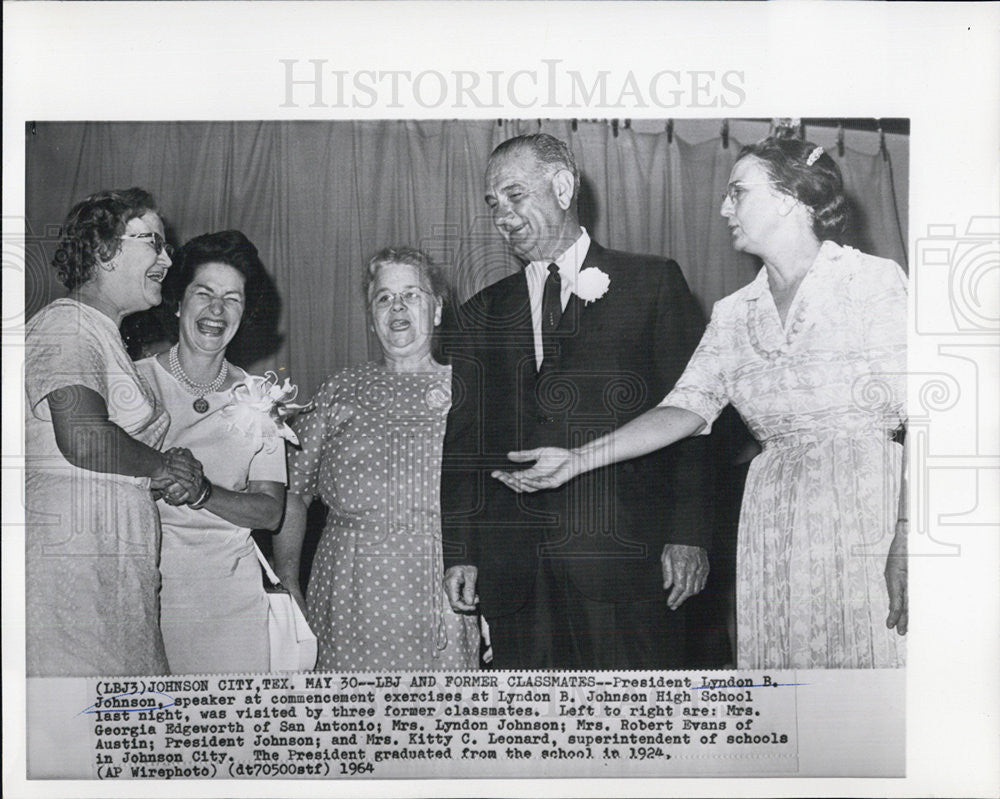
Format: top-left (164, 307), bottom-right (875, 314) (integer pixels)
top-left (102, 242), bottom-right (126, 271)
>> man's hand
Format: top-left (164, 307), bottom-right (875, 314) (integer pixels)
top-left (661, 544), bottom-right (709, 610)
top-left (492, 447), bottom-right (582, 493)
top-left (444, 565), bottom-right (478, 613)
top-left (885, 520), bottom-right (908, 635)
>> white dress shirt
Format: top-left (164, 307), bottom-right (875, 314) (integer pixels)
top-left (524, 227), bottom-right (591, 370)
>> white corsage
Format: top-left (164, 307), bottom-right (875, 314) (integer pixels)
top-left (220, 371), bottom-right (312, 450)
top-left (575, 267), bottom-right (611, 304)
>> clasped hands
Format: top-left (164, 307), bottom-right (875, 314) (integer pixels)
top-left (151, 447), bottom-right (205, 506)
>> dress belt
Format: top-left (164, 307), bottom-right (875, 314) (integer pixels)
top-left (760, 428), bottom-right (893, 450)
top-left (325, 513), bottom-right (428, 535)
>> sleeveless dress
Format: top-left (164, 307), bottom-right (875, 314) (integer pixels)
top-left (136, 357), bottom-right (287, 674)
top-left (664, 242), bottom-right (907, 668)
top-left (25, 299), bottom-right (170, 676)
top-left (289, 362), bottom-right (480, 671)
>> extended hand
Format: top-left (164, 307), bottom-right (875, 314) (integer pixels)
top-left (491, 448), bottom-right (580, 493)
top-left (443, 565), bottom-right (478, 613)
top-left (662, 544), bottom-right (709, 610)
top-left (885, 520), bottom-right (908, 635)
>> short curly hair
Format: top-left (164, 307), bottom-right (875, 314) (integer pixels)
top-left (362, 246), bottom-right (450, 309)
top-left (167, 230), bottom-right (270, 323)
top-left (51, 188), bottom-right (158, 290)
top-left (737, 137), bottom-right (850, 243)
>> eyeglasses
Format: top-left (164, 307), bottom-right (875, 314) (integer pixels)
top-left (723, 181), bottom-right (779, 206)
top-left (370, 287), bottom-right (433, 309)
top-left (121, 231), bottom-right (173, 257)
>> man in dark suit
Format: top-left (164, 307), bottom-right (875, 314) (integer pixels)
top-left (441, 133), bottom-right (713, 670)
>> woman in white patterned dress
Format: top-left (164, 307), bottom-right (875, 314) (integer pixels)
top-left (274, 247), bottom-right (480, 671)
top-left (494, 136), bottom-right (908, 669)
top-left (25, 188), bottom-right (202, 676)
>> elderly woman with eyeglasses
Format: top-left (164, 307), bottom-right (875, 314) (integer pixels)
top-left (495, 136), bottom-right (909, 670)
top-left (25, 188), bottom-right (203, 677)
top-left (274, 247), bottom-right (480, 671)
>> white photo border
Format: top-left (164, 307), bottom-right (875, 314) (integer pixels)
top-left (3, 2), bottom-right (999, 797)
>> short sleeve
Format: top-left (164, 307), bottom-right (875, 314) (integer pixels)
top-left (25, 307), bottom-right (113, 421)
top-left (248, 438), bottom-right (288, 484)
top-left (286, 376), bottom-right (346, 499)
top-left (857, 256), bottom-right (908, 424)
top-left (659, 301), bottom-right (731, 433)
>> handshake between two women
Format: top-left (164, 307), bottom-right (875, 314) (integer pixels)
top-left (151, 447), bottom-right (208, 506)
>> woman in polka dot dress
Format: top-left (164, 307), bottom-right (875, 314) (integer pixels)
top-left (275, 247), bottom-right (480, 671)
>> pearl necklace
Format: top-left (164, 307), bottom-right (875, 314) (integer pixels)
top-left (168, 344), bottom-right (229, 413)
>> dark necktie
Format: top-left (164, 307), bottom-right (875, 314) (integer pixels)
top-left (540, 262), bottom-right (562, 369)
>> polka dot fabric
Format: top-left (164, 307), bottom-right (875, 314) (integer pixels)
top-left (289, 362), bottom-right (479, 671)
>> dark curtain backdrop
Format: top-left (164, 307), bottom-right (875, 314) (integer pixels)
top-left (25, 120), bottom-right (907, 398)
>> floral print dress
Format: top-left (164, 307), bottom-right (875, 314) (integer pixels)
top-left (664, 242), bottom-right (907, 668)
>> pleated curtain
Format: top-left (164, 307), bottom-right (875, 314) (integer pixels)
top-left (25, 120), bottom-right (907, 398)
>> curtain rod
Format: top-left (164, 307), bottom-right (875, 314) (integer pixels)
top-left (747, 118), bottom-right (910, 136)
top-left (494, 118), bottom-right (909, 137)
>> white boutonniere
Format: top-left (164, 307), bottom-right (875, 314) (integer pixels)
top-left (220, 371), bottom-right (313, 450)
top-left (575, 267), bottom-right (611, 304)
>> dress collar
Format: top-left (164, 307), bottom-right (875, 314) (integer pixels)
top-left (742, 240), bottom-right (843, 303)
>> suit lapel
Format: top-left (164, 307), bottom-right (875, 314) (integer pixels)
top-left (548, 241), bottom-right (612, 367)
top-left (487, 273), bottom-right (538, 407)
top-left (497, 242), bottom-right (615, 375)
top-left (492, 269), bottom-right (533, 332)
